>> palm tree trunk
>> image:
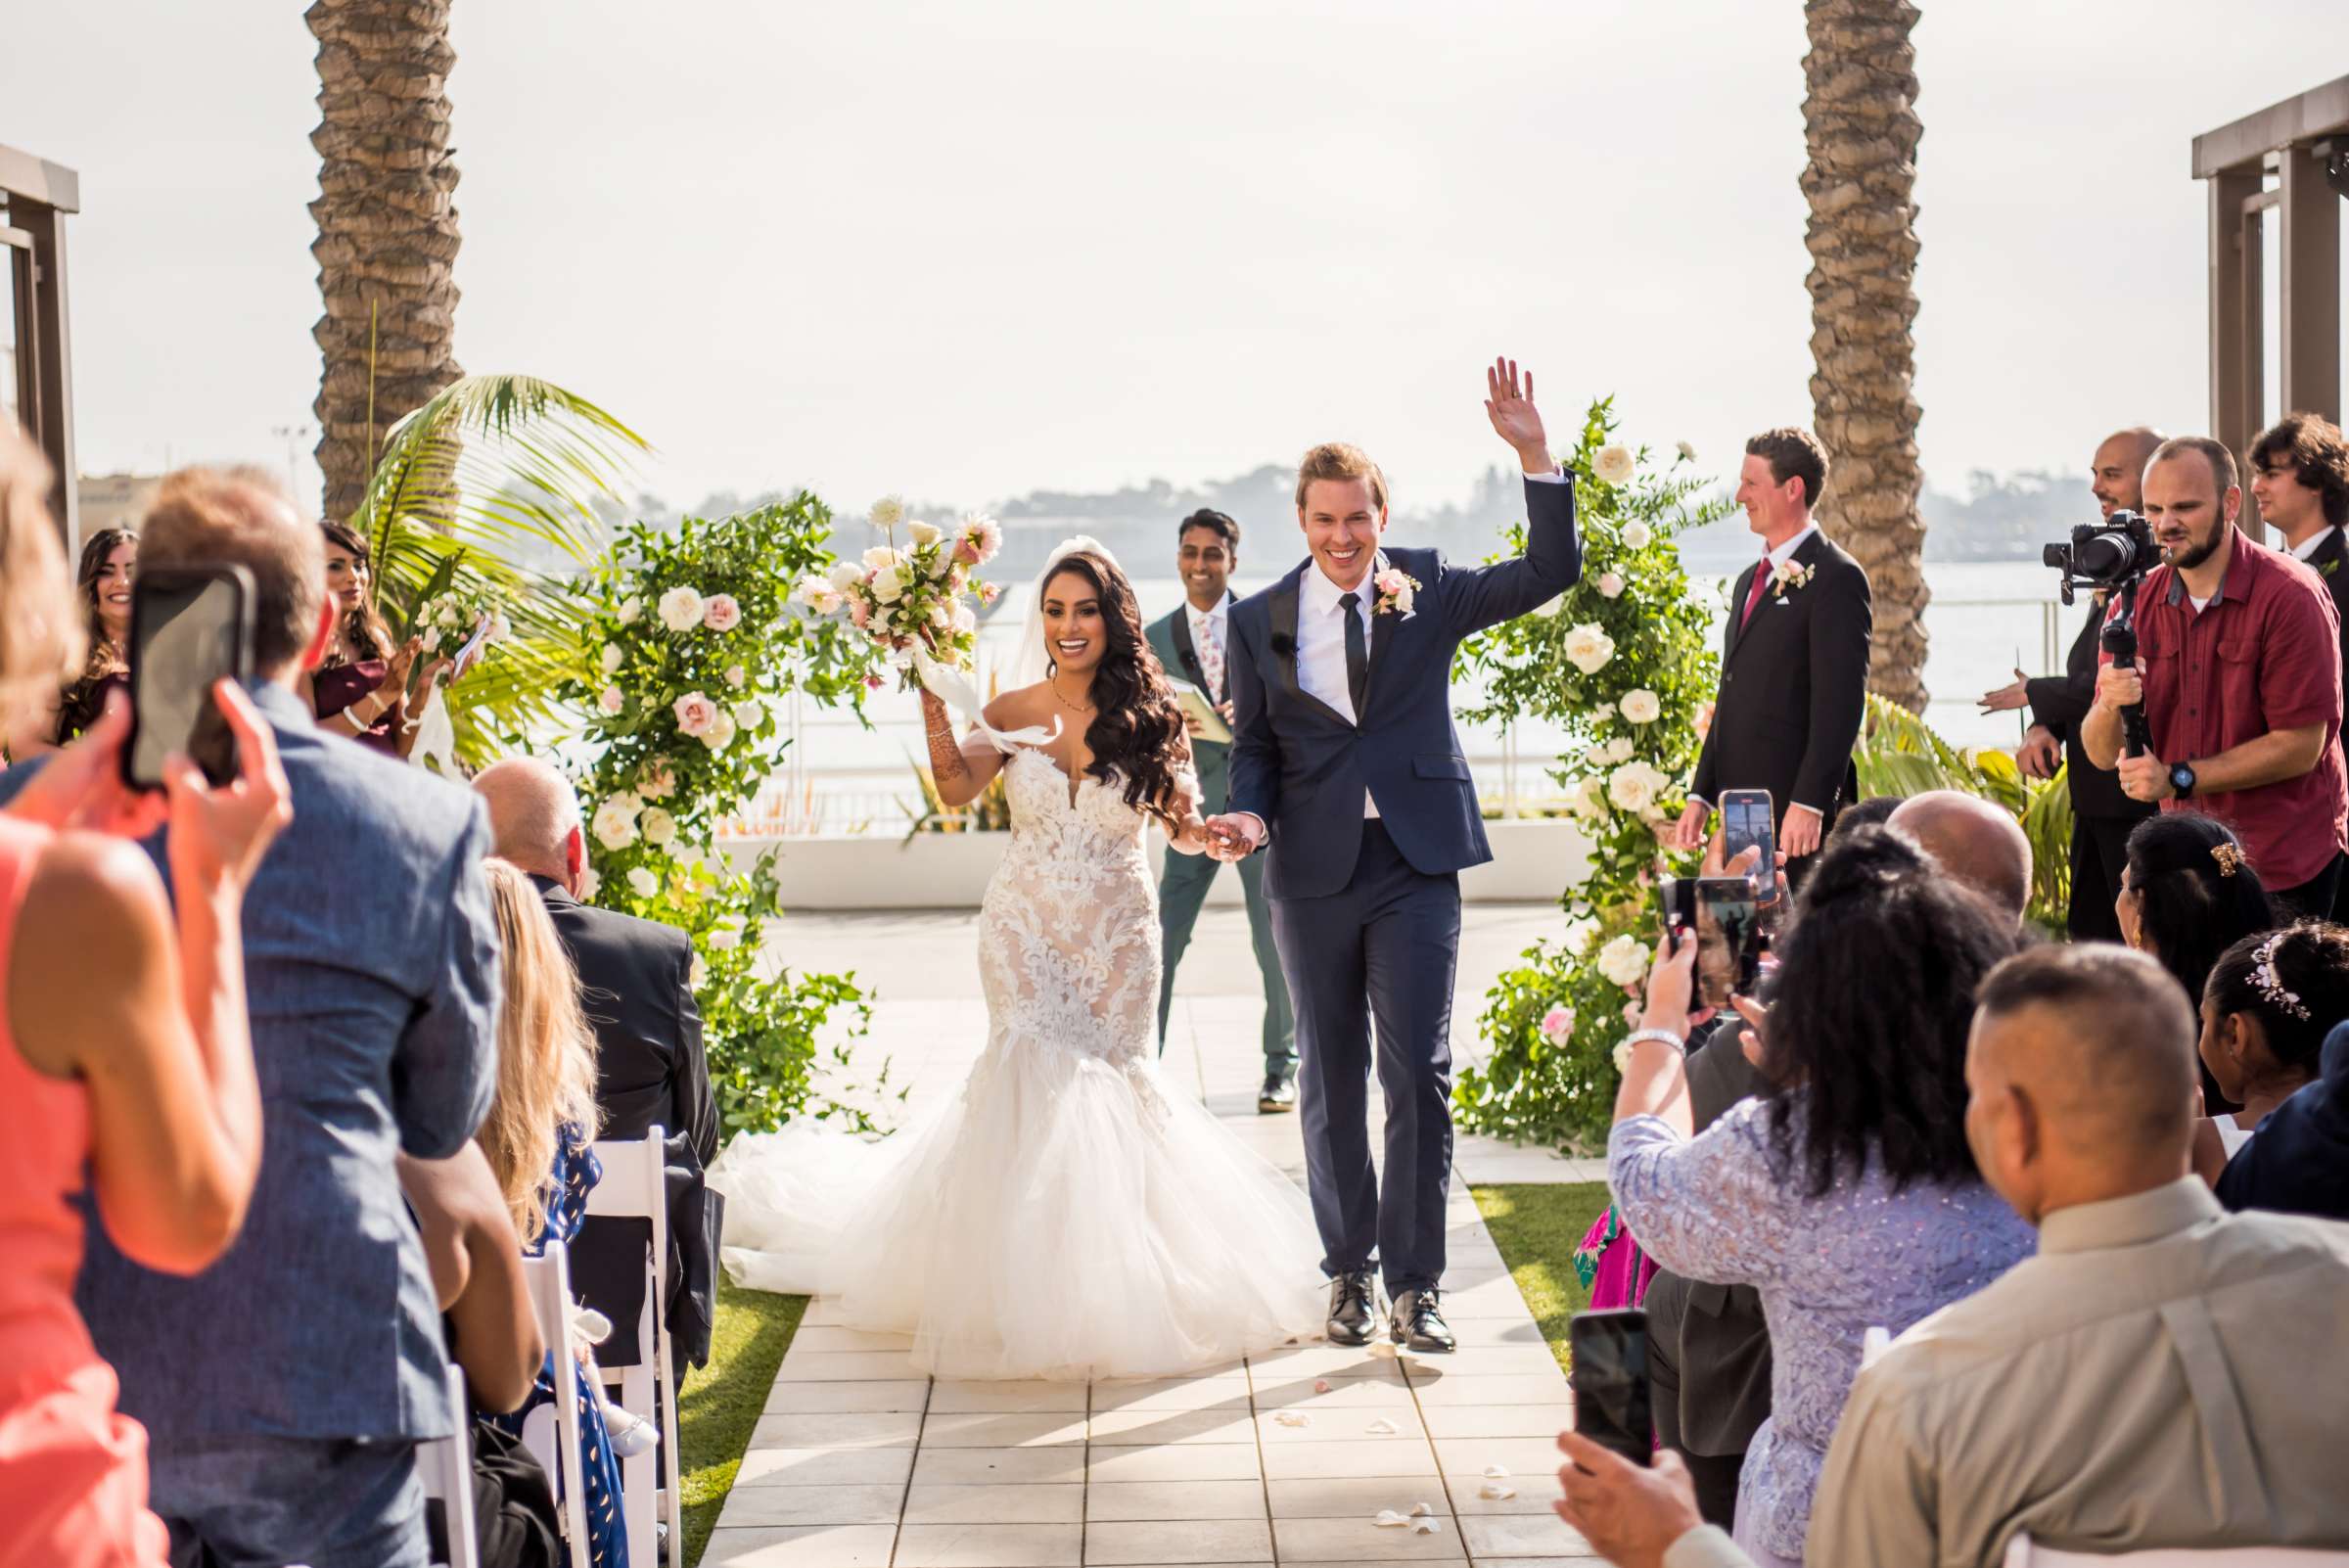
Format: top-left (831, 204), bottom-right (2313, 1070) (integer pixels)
top-left (1803, 0), bottom-right (1926, 712)
top-left (307, 0), bottom-right (463, 524)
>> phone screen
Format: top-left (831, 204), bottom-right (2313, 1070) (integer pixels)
top-left (1660, 877), bottom-right (1766, 1008)
top-left (1568, 1309), bottom-right (1652, 1465)
top-left (448, 613), bottom-right (493, 683)
top-left (127, 569), bottom-right (254, 789)
top-left (1720, 789), bottom-right (1775, 900)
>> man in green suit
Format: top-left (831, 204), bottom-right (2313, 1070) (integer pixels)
top-left (1146, 508), bottom-right (1298, 1111)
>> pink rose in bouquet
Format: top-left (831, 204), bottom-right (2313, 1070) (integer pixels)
top-left (702, 593), bottom-right (743, 632)
top-left (673, 691), bottom-right (718, 736)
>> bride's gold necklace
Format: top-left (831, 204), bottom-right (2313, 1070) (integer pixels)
top-left (1049, 675), bottom-right (1095, 717)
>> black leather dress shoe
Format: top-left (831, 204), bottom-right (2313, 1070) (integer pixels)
top-left (1258, 1073), bottom-right (1297, 1114)
top-left (1390, 1287), bottom-right (1455, 1353)
top-left (1326, 1269), bottom-right (1380, 1347)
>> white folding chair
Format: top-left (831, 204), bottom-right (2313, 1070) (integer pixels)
top-left (418, 1363), bottom-right (480, 1568)
top-left (519, 1241), bottom-right (592, 1568)
top-left (583, 1128), bottom-right (682, 1568)
top-left (2006, 1536), bottom-right (2349, 1565)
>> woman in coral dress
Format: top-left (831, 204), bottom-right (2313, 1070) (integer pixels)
top-left (0, 426), bottom-right (290, 1567)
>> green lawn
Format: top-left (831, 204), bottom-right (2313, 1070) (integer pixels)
top-left (1471, 1181), bottom-right (1614, 1374)
top-left (679, 1280), bottom-right (806, 1566)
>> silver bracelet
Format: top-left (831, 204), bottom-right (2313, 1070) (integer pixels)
top-left (1621, 1027), bottom-right (1686, 1057)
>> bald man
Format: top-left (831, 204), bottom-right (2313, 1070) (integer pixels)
top-left (1886, 789), bottom-right (2033, 923)
top-left (1559, 945), bottom-right (2349, 1568)
top-left (475, 758), bottom-right (717, 1167)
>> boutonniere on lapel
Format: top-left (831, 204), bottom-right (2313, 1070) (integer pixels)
top-left (2322, 558), bottom-right (2340, 578)
top-left (1373, 565), bottom-right (1421, 620)
top-left (1768, 559), bottom-right (1816, 601)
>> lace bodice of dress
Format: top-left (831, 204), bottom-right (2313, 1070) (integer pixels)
top-left (977, 749), bottom-right (1161, 1075)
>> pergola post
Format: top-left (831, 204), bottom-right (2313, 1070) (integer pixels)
top-left (0, 144), bottom-right (80, 549)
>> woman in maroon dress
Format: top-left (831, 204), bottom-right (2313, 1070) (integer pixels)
top-left (307, 521), bottom-right (438, 759)
top-left (5, 528), bottom-right (135, 760)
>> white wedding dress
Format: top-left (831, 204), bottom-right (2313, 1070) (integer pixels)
top-left (709, 746), bottom-right (1325, 1379)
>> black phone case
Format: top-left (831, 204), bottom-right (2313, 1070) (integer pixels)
top-left (1568, 1308), bottom-right (1654, 1466)
top-left (121, 565), bottom-right (258, 791)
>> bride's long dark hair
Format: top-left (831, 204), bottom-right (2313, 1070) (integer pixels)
top-left (1042, 551), bottom-right (1190, 824)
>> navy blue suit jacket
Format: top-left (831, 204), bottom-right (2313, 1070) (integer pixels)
top-left (0, 681), bottom-right (501, 1444)
top-left (1225, 475), bottom-right (1580, 899)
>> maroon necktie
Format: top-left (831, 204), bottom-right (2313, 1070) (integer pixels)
top-left (1738, 559), bottom-right (1772, 631)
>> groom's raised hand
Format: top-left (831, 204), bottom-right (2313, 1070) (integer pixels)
top-left (1485, 356), bottom-right (1554, 476)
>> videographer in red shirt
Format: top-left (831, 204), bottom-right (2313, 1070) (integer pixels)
top-left (2085, 437), bottom-right (2349, 916)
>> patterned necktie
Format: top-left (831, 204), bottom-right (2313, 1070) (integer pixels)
top-left (1343, 590), bottom-right (1369, 716)
top-left (1739, 557), bottom-right (1773, 630)
top-left (1196, 610), bottom-right (1225, 703)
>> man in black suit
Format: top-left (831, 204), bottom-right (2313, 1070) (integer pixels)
top-left (1981, 427), bottom-right (2161, 943)
top-left (1144, 508), bottom-right (1297, 1111)
top-left (474, 758), bottom-right (718, 1168)
top-left (1674, 427), bottom-right (1872, 873)
top-left (2249, 413), bottom-right (2349, 918)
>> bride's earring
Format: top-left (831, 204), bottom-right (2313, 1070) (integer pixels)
top-left (1046, 658), bottom-right (1058, 678)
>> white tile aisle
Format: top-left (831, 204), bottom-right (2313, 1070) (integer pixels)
top-left (710, 907), bottom-right (1607, 1566)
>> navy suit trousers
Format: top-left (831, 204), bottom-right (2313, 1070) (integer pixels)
top-left (1269, 819), bottom-right (1461, 1293)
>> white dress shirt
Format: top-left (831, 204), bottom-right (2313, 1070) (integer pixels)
top-left (2290, 526), bottom-right (2339, 563)
top-left (1297, 557), bottom-right (1382, 818)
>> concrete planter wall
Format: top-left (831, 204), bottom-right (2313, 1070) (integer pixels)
top-left (726, 819), bottom-right (1590, 910)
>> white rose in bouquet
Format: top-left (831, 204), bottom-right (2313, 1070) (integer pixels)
top-left (1596, 572), bottom-right (1626, 599)
top-left (1620, 688), bottom-right (1662, 725)
top-left (906, 520), bottom-right (944, 548)
top-left (1596, 933), bottom-right (1650, 988)
top-left (827, 560), bottom-right (864, 593)
top-left (1563, 623), bottom-right (1616, 675)
top-left (871, 564), bottom-right (908, 605)
top-left (703, 593), bottom-right (743, 632)
top-left (861, 545), bottom-right (902, 572)
top-left (699, 709), bottom-right (739, 752)
top-left (1622, 521), bottom-right (1653, 550)
top-left (672, 692), bottom-right (718, 736)
top-left (599, 643), bottom-right (623, 675)
top-left (626, 866), bottom-right (660, 899)
top-left (597, 685), bottom-right (625, 716)
top-left (592, 793), bottom-right (642, 852)
top-left (1594, 445), bottom-right (1636, 485)
top-left (952, 601), bottom-right (977, 634)
top-left (869, 495), bottom-right (905, 530)
top-left (1608, 760), bottom-right (1669, 814)
top-left (793, 576), bottom-right (839, 615)
top-left (658, 586), bottom-right (706, 632)
top-left (639, 807), bottom-right (677, 848)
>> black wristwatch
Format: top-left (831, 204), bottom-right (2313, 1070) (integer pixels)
top-left (2170, 761), bottom-right (2197, 801)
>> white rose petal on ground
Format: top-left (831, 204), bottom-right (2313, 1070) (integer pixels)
top-left (1364, 1417), bottom-right (1401, 1436)
top-left (1272, 1410), bottom-right (1310, 1427)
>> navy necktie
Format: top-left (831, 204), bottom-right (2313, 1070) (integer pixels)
top-left (1343, 590), bottom-right (1369, 716)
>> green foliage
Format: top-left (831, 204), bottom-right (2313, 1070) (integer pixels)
top-left (1471, 1182), bottom-right (1616, 1376)
top-left (349, 374), bottom-right (651, 764)
top-left (565, 498), bottom-right (898, 1134)
top-left (1854, 695), bottom-right (2073, 933)
top-left (1451, 402), bottom-right (1733, 1151)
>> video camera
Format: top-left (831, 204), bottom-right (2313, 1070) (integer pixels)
top-left (2043, 509), bottom-right (2160, 606)
top-left (2044, 509), bottom-right (2159, 759)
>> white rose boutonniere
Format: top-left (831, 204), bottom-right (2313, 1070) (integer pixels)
top-left (1372, 565), bottom-right (1420, 619)
top-left (1770, 559), bottom-right (1817, 600)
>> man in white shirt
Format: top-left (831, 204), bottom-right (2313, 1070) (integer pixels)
top-left (1143, 508), bottom-right (1297, 1110)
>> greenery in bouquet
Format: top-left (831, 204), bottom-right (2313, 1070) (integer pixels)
top-left (1450, 399), bottom-right (1734, 1151)
top-left (808, 497), bottom-right (1004, 690)
top-left (563, 495), bottom-right (898, 1134)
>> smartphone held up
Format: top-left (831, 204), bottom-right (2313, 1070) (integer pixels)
top-left (123, 565), bottom-right (258, 792)
top-left (1567, 1308), bottom-right (1654, 1466)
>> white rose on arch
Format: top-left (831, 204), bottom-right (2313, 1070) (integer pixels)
top-left (1608, 759), bottom-right (1670, 814)
top-left (599, 643), bottom-right (623, 675)
top-left (658, 585), bottom-right (706, 632)
top-left (700, 709), bottom-right (739, 752)
top-left (597, 685), bottom-right (625, 716)
top-left (626, 866), bottom-right (660, 899)
top-left (1571, 777), bottom-right (1611, 821)
top-left (1596, 933), bottom-right (1650, 989)
top-left (1621, 521), bottom-right (1653, 550)
top-left (1604, 737), bottom-right (1635, 764)
top-left (1562, 623), bottom-right (1616, 675)
top-left (1596, 572), bottom-right (1626, 599)
top-left (1620, 688), bottom-right (1662, 725)
top-left (639, 807), bottom-right (677, 848)
top-left (592, 793), bottom-right (642, 852)
top-left (1594, 445), bottom-right (1636, 485)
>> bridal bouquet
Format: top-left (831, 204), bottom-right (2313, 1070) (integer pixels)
top-left (800, 497), bottom-right (1003, 691)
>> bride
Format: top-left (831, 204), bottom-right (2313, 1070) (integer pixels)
top-left (710, 539), bottom-right (1325, 1379)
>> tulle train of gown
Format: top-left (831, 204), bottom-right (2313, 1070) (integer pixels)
top-left (710, 747), bottom-right (1325, 1379)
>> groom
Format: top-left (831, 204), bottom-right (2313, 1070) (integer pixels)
top-left (1206, 358), bottom-right (1580, 1352)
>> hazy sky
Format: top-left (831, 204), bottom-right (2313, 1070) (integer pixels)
top-left (12, 2), bottom-right (2348, 519)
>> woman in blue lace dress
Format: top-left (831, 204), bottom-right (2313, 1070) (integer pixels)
top-left (1606, 828), bottom-right (2037, 1568)
top-left (474, 860), bottom-right (624, 1568)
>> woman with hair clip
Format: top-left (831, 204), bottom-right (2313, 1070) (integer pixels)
top-left (2193, 922), bottom-right (2349, 1181)
top-left (5, 527), bottom-right (136, 759)
top-left (2117, 813), bottom-right (2278, 1111)
top-left (308, 520), bottom-right (440, 758)
top-left (1604, 826), bottom-right (2037, 1567)
top-left (711, 540), bottom-right (1325, 1379)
